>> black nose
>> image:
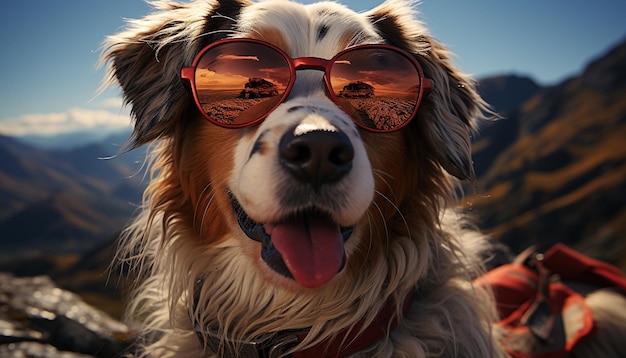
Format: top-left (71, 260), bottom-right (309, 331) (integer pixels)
top-left (279, 128), bottom-right (354, 189)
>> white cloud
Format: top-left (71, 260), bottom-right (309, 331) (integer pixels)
top-left (0, 107), bottom-right (132, 137)
top-left (100, 97), bottom-right (125, 109)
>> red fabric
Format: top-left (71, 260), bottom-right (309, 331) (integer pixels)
top-left (542, 243), bottom-right (626, 294)
top-left (496, 281), bottom-right (593, 358)
top-left (474, 243), bottom-right (626, 358)
top-left (474, 263), bottom-right (539, 319)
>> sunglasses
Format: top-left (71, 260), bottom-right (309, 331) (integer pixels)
top-left (181, 39), bottom-right (432, 132)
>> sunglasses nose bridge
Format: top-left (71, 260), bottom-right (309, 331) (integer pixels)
top-left (288, 57), bottom-right (334, 100)
top-left (292, 57), bottom-right (329, 72)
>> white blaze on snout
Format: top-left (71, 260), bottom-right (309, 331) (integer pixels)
top-left (231, 97), bottom-right (375, 226)
top-left (293, 113), bottom-right (338, 135)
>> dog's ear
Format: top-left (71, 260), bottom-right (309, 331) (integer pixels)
top-left (100, 0), bottom-right (249, 148)
top-left (416, 38), bottom-right (487, 182)
top-left (367, 2), bottom-right (488, 181)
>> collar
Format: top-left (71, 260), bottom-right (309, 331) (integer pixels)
top-left (194, 290), bottom-right (414, 358)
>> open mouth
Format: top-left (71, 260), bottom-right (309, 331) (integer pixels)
top-left (230, 195), bottom-right (353, 288)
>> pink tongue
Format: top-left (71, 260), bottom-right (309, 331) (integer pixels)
top-left (266, 216), bottom-right (344, 288)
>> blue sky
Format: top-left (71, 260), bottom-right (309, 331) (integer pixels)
top-left (1, 0), bottom-right (625, 137)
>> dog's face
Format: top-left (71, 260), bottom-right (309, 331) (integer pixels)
top-left (104, 0), bottom-right (483, 290)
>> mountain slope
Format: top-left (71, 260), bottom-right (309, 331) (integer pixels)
top-left (473, 75), bottom-right (541, 177)
top-left (0, 135), bottom-right (144, 260)
top-left (468, 38), bottom-right (626, 269)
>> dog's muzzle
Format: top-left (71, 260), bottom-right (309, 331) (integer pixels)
top-left (232, 119), bottom-right (362, 288)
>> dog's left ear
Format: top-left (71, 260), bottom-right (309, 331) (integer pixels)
top-left (367, 2), bottom-right (487, 182)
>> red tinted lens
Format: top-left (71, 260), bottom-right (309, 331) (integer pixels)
top-left (193, 41), bottom-right (291, 127)
top-left (329, 48), bottom-right (422, 131)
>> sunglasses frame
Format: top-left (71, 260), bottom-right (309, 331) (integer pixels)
top-left (181, 38), bottom-right (432, 132)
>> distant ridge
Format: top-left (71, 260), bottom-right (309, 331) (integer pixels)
top-left (16, 128), bottom-right (133, 150)
top-left (469, 37), bottom-right (626, 269)
top-left (478, 74), bottom-right (541, 116)
top-left (0, 134), bottom-right (145, 261)
top-left (472, 75), bottom-right (541, 177)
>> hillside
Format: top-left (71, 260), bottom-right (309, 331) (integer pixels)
top-left (0, 134), bottom-right (145, 261)
top-left (472, 75), bottom-right (542, 177)
top-left (469, 38), bottom-right (626, 270)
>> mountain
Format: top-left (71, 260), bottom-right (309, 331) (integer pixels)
top-left (472, 75), bottom-right (542, 177)
top-left (478, 74), bottom-right (541, 116)
top-left (17, 128), bottom-right (132, 150)
top-left (469, 37), bottom-right (626, 270)
top-left (0, 134), bottom-right (145, 261)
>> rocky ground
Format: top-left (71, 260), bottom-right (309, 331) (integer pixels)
top-left (0, 273), bottom-right (132, 357)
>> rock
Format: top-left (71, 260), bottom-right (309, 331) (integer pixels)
top-left (0, 342), bottom-right (93, 358)
top-left (0, 273), bottom-right (132, 357)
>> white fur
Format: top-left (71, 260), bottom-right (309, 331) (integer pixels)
top-left (233, 96), bottom-right (375, 226)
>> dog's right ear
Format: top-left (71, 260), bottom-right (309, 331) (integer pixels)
top-left (100, 0), bottom-right (249, 148)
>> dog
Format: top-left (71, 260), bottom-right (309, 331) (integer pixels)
top-left (101, 1), bottom-right (506, 357)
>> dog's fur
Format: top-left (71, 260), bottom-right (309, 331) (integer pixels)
top-left (101, 1), bottom-right (509, 357)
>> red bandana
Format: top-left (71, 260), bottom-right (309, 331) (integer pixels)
top-left (475, 244), bottom-right (626, 358)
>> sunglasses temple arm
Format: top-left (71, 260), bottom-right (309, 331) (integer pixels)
top-left (180, 67), bottom-right (194, 92)
top-left (422, 78), bottom-right (433, 91)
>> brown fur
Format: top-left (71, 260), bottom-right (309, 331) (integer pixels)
top-left (101, 1), bottom-right (508, 357)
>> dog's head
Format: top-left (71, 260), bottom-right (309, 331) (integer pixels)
top-left (103, 0), bottom-right (485, 290)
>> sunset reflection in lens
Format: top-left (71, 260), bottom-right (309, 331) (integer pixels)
top-left (330, 48), bottom-right (421, 131)
top-left (194, 42), bottom-right (291, 126)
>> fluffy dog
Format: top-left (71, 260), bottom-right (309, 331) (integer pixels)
top-left (102, 0), bottom-right (505, 356)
